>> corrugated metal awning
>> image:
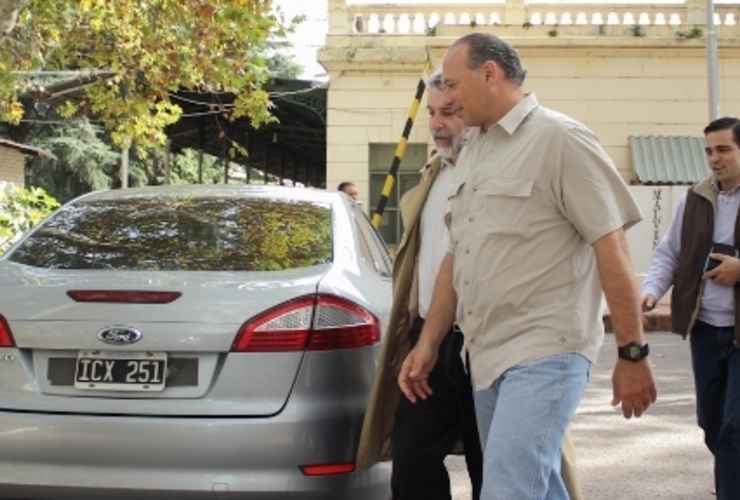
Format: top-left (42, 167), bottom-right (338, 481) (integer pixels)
top-left (629, 136), bottom-right (707, 185)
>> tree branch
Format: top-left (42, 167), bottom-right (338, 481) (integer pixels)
top-left (0, 0), bottom-right (24, 37)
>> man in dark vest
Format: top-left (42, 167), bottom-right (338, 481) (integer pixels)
top-left (642, 116), bottom-right (740, 500)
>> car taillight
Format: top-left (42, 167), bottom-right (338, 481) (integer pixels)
top-left (300, 462), bottom-right (356, 476)
top-left (232, 294), bottom-right (380, 353)
top-left (308, 295), bottom-right (380, 350)
top-left (232, 296), bottom-right (314, 352)
top-left (0, 314), bottom-right (16, 348)
top-left (67, 290), bottom-right (182, 304)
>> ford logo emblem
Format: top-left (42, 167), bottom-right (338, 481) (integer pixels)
top-left (97, 327), bottom-right (143, 345)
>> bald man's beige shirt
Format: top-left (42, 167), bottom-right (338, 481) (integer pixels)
top-left (448, 93), bottom-right (642, 391)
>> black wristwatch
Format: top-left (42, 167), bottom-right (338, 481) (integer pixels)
top-left (617, 341), bottom-right (650, 362)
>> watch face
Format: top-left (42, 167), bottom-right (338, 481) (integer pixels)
top-left (629, 345), bottom-right (641, 359)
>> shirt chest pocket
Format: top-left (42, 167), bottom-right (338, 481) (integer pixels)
top-left (476, 178), bottom-right (535, 237)
top-left (444, 181), bottom-right (465, 235)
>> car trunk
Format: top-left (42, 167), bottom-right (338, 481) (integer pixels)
top-left (0, 264), bottom-right (329, 417)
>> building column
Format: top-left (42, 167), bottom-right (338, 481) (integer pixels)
top-left (328, 0), bottom-right (348, 35)
top-left (685, 0), bottom-right (707, 25)
top-left (504, 0), bottom-right (527, 25)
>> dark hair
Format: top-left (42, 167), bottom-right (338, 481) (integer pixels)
top-left (454, 33), bottom-right (527, 85)
top-left (704, 117), bottom-right (740, 148)
top-left (337, 181), bottom-right (355, 192)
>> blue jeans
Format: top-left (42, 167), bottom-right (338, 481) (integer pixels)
top-left (474, 353), bottom-right (591, 500)
top-left (690, 320), bottom-right (740, 500)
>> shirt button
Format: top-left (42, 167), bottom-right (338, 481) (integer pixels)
top-left (473, 187), bottom-right (478, 192)
top-left (465, 248), bottom-right (470, 254)
top-left (464, 279), bottom-right (469, 285)
top-left (467, 310), bottom-right (472, 315)
top-left (468, 216), bottom-right (474, 222)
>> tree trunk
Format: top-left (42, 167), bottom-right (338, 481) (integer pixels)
top-left (0, 0), bottom-right (24, 36)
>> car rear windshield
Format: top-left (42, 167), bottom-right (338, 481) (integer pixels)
top-left (6, 196), bottom-right (333, 271)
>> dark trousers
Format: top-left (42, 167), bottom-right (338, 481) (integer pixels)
top-left (690, 320), bottom-right (740, 500)
top-left (391, 317), bottom-right (483, 500)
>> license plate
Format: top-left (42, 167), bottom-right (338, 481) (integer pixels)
top-left (74, 351), bottom-right (167, 391)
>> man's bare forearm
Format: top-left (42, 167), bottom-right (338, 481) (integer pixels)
top-left (593, 229), bottom-right (645, 345)
top-left (419, 252), bottom-right (458, 349)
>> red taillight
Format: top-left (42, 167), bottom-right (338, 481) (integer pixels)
top-left (232, 296), bottom-right (314, 352)
top-left (67, 290), bottom-right (182, 304)
top-left (0, 314), bottom-right (16, 348)
top-left (300, 462), bottom-right (356, 476)
top-left (307, 295), bottom-right (380, 350)
top-left (231, 294), bottom-right (380, 353)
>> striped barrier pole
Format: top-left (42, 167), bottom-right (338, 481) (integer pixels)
top-left (371, 60), bottom-right (432, 229)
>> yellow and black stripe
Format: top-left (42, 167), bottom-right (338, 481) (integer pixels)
top-left (371, 60), bottom-right (432, 229)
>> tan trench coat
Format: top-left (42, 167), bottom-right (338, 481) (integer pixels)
top-left (355, 155), bottom-right (583, 500)
top-left (356, 155), bottom-right (443, 471)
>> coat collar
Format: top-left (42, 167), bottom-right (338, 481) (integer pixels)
top-left (694, 175), bottom-right (717, 212)
top-left (396, 154), bottom-right (444, 252)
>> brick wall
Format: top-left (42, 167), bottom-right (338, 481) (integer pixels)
top-left (0, 145), bottom-right (25, 185)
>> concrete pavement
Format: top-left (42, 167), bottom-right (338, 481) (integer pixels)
top-left (448, 332), bottom-right (715, 499)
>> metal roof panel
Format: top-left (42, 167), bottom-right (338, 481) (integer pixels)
top-left (629, 135), bottom-right (707, 185)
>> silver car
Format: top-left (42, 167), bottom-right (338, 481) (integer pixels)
top-left (0, 185), bottom-right (393, 499)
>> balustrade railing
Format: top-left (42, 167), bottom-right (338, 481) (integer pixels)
top-left (330, 1), bottom-right (740, 34)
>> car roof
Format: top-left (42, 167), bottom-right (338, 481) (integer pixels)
top-left (75, 184), bottom-right (345, 205)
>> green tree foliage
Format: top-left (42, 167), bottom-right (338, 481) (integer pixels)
top-left (265, 41), bottom-right (304, 79)
top-left (24, 116), bottom-right (231, 202)
top-left (266, 51), bottom-right (304, 80)
top-left (126, 147), bottom-right (285, 187)
top-left (126, 147), bottom-right (225, 187)
top-left (9, 197), bottom-right (333, 271)
top-left (23, 115), bottom-right (277, 202)
top-left (0, 0), bottom-right (299, 149)
top-left (0, 182), bottom-right (60, 254)
top-left (25, 117), bottom-right (119, 203)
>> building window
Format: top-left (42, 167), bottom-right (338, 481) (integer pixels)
top-left (369, 143), bottom-right (429, 246)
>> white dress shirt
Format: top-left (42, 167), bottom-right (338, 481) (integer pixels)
top-left (417, 159), bottom-right (454, 320)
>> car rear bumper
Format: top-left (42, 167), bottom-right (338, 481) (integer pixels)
top-left (0, 410), bottom-right (390, 500)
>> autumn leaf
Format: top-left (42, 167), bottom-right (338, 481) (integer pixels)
top-left (198, 4), bottom-right (216, 19)
top-left (0, 0), bottom-right (300, 150)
